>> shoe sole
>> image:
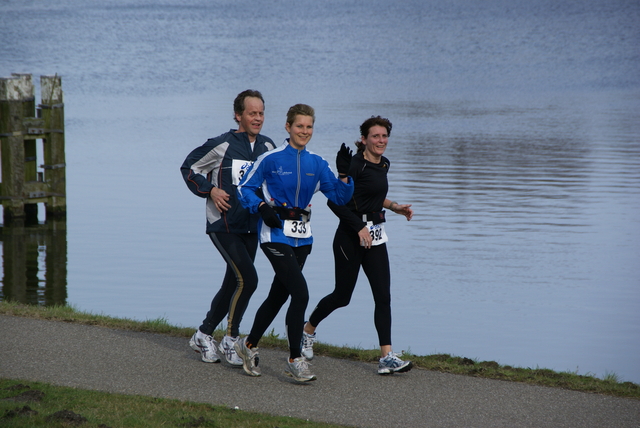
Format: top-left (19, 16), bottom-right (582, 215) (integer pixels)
top-left (378, 361), bottom-right (413, 375)
top-left (241, 359), bottom-right (261, 376)
top-left (285, 370), bottom-right (317, 382)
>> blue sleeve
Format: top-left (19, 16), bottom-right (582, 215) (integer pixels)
top-left (318, 160), bottom-right (354, 205)
top-left (237, 158), bottom-right (266, 214)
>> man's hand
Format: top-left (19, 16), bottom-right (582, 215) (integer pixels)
top-left (210, 187), bottom-right (231, 212)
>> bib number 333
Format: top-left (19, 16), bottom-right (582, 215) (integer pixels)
top-left (283, 219), bottom-right (312, 239)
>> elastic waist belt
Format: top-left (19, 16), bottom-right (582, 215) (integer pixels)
top-left (362, 210), bottom-right (386, 225)
top-left (274, 206), bottom-right (311, 221)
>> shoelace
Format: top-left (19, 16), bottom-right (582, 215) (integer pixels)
top-left (295, 359), bottom-right (312, 374)
top-left (224, 337), bottom-right (239, 349)
top-left (384, 352), bottom-right (403, 364)
top-left (303, 333), bottom-right (316, 347)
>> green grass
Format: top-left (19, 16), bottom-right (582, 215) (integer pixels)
top-left (1, 301), bottom-right (639, 401)
top-left (0, 378), bottom-right (347, 428)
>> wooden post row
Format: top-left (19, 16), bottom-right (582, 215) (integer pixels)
top-left (0, 73), bottom-right (66, 222)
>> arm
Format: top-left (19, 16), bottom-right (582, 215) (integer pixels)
top-left (180, 141), bottom-right (231, 211)
top-left (384, 198), bottom-right (413, 221)
top-left (327, 199), bottom-right (367, 233)
top-left (318, 159), bottom-right (354, 206)
top-left (236, 157), bottom-right (267, 214)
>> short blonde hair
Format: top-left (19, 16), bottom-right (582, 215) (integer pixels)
top-left (286, 104), bottom-right (315, 126)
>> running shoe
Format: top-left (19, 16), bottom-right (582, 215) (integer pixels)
top-left (301, 331), bottom-right (316, 360)
top-left (378, 352), bottom-right (413, 375)
top-left (218, 335), bottom-right (243, 366)
top-left (189, 331), bottom-right (220, 363)
top-left (234, 337), bottom-right (261, 377)
top-left (285, 357), bottom-right (317, 382)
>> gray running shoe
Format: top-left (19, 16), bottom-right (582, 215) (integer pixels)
top-left (378, 352), bottom-right (412, 375)
top-left (301, 331), bottom-right (316, 360)
top-left (234, 337), bottom-right (261, 377)
top-left (285, 357), bottom-right (317, 382)
top-left (218, 335), bottom-right (243, 366)
top-left (189, 331), bottom-right (220, 363)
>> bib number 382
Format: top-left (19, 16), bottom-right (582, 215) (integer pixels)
top-left (283, 219), bottom-right (312, 239)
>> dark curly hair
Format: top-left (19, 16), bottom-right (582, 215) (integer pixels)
top-left (355, 116), bottom-right (392, 153)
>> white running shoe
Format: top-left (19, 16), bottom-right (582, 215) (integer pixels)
top-left (234, 337), bottom-right (261, 377)
top-left (285, 357), bottom-right (317, 382)
top-left (189, 331), bottom-right (220, 363)
top-left (218, 335), bottom-right (243, 366)
top-left (301, 331), bottom-right (316, 360)
top-left (378, 352), bottom-right (413, 375)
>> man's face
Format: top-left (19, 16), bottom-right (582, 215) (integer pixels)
top-left (235, 97), bottom-right (265, 139)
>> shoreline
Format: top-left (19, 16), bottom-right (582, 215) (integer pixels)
top-left (1, 301), bottom-right (638, 399)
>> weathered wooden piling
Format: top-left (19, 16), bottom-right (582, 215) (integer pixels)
top-left (0, 73), bottom-right (66, 223)
top-left (0, 219), bottom-right (68, 305)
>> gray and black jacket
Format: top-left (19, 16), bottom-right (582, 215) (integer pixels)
top-left (181, 129), bottom-right (275, 234)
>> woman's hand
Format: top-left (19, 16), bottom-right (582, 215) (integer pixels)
top-left (358, 227), bottom-right (372, 249)
top-left (392, 203), bottom-right (413, 221)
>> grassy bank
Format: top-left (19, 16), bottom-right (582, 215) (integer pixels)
top-left (0, 378), bottom-right (348, 428)
top-left (1, 301), bottom-right (638, 401)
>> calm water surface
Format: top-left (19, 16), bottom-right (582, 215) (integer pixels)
top-left (1, 0), bottom-right (639, 383)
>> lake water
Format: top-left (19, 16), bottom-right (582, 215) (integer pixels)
top-left (1, 0), bottom-right (639, 383)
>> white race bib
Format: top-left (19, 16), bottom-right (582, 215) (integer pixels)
top-left (364, 221), bottom-right (388, 246)
top-left (231, 159), bottom-right (253, 186)
top-left (283, 219), bottom-right (312, 239)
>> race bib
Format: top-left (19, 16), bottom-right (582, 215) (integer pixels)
top-left (365, 221), bottom-right (388, 246)
top-left (231, 159), bottom-right (253, 186)
top-left (283, 219), bottom-right (312, 239)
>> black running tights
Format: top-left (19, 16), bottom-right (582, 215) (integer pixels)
top-left (247, 243), bottom-right (312, 360)
top-left (199, 232), bottom-right (259, 337)
top-left (309, 227), bottom-right (392, 346)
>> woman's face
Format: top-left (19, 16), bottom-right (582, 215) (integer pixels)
top-left (286, 114), bottom-right (314, 150)
top-left (362, 125), bottom-right (389, 158)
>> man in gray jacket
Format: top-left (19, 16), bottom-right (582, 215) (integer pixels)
top-left (181, 90), bottom-right (275, 365)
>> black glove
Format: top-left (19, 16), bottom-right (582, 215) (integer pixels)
top-left (258, 203), bottom-right (282, 229)
top-left (336, 143), bottom-right (353, 176)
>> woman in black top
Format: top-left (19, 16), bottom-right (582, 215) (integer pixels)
top-left (302, 116), bottom-right (414, 374)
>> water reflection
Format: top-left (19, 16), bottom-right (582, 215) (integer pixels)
top-left (0, 218), bottom-right (67, 306)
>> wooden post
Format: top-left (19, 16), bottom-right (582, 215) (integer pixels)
top-left (0, 73), bottom-right (66, 222)
top-left (0, 219), bottom-right (67, 305)
top-left (1, 73), bottom-right (68, 306)
top-left (0, 74), bottom-right (33, 221)
top-left (40, 75), bottom-right (66, 218)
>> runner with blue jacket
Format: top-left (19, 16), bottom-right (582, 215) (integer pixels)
top-left (234, 104), bottom-right (354, 382)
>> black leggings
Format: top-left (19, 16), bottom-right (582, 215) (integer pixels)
top-left (309, 226), bottom-right (392, 346)
top-left (199, 232), bottom-right (259, 337)
top-left (247, 243), bottom-right (312, 360)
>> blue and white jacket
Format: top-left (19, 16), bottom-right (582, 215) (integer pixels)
top-left (237, 140), bottom-right (354, 246)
